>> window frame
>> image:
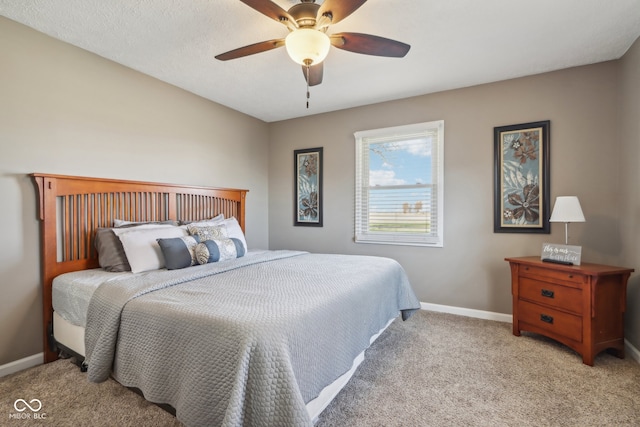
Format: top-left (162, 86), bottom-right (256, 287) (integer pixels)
top-left (354, 120), bottom-right (444, 247)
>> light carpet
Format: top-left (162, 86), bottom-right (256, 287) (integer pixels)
top-left (1, 310), bottom-right (639, 426)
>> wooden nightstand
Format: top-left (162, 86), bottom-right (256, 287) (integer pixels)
top-left (506, 256), bottom-right (634, 366)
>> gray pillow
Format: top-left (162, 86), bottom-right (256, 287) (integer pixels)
top-left (157, 236), bottom-right (200, 270)
top-left (95, 228), bottom-right (131, 272)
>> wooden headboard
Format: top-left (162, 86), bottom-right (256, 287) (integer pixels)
top-left (32, 173), bottom-right (248, 362)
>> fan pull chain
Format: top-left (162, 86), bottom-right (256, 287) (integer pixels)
top-left (305, 63), bottom-right (310, 109)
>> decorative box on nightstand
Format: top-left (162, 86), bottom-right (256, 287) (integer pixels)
top-left (505, 256), bottom-right (634, 366)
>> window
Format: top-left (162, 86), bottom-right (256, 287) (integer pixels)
top-left (354, 120), bottom-right (444, 247)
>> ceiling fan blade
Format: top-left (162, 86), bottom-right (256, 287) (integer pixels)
top-left (215, 39), bottom-right (285, 61)
top-left (317, 0), bottom-right (367, 25)
top-left (302, 63), bottom-right (324, 86)
top-left (330, 32), bottom-right (410, 58)
top-left (240, 0), bottom-right (296, 28)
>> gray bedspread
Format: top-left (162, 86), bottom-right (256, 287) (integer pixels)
top-left (85, 250), bottom-right (420, 427)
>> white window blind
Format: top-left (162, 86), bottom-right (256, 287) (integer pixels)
top-left (355, 120), bottom-right (444, 247)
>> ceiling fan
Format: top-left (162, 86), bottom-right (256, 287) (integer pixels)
top-left (215, 0), bottom-right (410, 104)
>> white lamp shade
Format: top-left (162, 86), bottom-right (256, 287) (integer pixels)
top-left (285, 29), bottom-right (331, 65)
top-left (549, 196), bottom-right (585, 222)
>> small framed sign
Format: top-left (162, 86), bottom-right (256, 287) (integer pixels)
top-left (541, 243), bottom-right (582, 265)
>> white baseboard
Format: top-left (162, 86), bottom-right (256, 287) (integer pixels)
top-left (421, 302), bottom-right (512, 323)
top-left (0, 353), bottom-right (43, 378)
top-left (421, 302), bottom-right (640, 365)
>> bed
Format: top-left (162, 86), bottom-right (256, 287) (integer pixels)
top-left (32, 173), bottom-right (420, 426)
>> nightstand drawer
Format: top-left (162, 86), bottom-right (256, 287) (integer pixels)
top-left (517, 300), bottom-right (582, 342)
top-left (519, 265), bottom-right (585, 285)
top-left (519, 278), bottom-right (583, 314)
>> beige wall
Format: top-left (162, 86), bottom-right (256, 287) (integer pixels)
top-left (269, 62), bottom-right (625, 321)
top-left (0, 17), bottom-right (269, 365)
top-left (619, 36), bottom-right (640, 350)
top-left (3, 15), bottom-right (639, 367)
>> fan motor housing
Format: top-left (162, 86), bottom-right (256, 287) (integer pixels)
top-left (288, 2), bottom-right (320, 28)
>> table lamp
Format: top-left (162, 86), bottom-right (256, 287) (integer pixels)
top-left (549, 196), bottom-right (585, 244)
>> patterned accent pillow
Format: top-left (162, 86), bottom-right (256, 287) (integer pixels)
top-left (157, 236), bottom-right (200, 270)
top-left (187, 224), bottom-right (228, 241)
top-left (195, 238), bottom-right (246, 264)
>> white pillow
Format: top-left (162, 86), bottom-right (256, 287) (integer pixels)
top-left (117, 226), bottom-right (188, 273)
top-left (113, 219), bottom-right (177, 227)
top-left (183, 214), bottom-right (225, 227)
top-left (223, 217), bottom-right (247, 252)
top-left (113, 218), bottom-right (137, 227)
top-left (111, 223), bottom-right (176, 236)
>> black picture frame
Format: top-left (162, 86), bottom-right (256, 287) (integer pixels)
top-left (494, 120), bottom-right (550, 233)
top-left (294, 147), bottom-right (323, 227)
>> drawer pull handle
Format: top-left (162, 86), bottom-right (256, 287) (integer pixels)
top-left (568, 275), bottom-right (573, 279)
top-left (541, 289), bottom-right (555, 298)
top-left (540, 314), bottom-right (554, 324)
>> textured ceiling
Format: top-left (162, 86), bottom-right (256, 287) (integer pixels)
top-left (1, 0), bottom-right (640, 122)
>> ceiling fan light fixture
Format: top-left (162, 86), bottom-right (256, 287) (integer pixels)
top-left (285, 28), bottom-right (330, 66)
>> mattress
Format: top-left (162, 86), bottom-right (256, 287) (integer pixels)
top-left (52, 268), bottom-right (132, 327)
top-left (52, 267), bottom-right (143, 356)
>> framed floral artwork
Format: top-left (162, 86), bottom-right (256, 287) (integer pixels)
top-left (493, 121), bottom-right (550, 233)
top-left (294, 147), bottom-right (323, 227)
